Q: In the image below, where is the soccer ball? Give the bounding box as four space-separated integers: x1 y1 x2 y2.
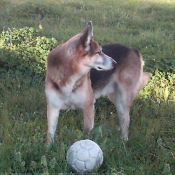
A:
66 139 103 174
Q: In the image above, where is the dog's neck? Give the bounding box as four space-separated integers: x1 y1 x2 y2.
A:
59 70 89 96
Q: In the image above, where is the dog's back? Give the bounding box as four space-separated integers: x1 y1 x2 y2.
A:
91 44 151 99
90 44 151 140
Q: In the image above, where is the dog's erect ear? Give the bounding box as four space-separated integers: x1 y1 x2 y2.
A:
80 21 93 52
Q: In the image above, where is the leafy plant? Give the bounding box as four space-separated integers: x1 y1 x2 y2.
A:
0 27 58 90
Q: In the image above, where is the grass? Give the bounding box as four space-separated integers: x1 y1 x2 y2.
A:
0 0 175 174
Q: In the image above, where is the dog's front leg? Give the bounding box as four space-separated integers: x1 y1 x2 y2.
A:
83 102 95 132
47 105 60 146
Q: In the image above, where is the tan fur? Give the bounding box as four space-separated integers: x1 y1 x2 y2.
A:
45 22 151 146
90 44 151 140
45 22 115 146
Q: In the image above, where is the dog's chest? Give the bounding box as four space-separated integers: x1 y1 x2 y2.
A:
62 91 86 109
46 75 92 110
46 87 87 110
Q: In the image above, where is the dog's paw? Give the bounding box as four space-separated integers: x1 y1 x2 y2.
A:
121 135 128 141
118 126 121 131
46 137 54 148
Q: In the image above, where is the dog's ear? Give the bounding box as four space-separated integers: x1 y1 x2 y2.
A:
80 21 93 52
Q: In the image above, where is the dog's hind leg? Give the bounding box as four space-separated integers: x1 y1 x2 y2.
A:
107 72 151 140
47 105 60 146
108 86 133 140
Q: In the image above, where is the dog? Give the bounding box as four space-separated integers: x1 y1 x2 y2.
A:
90 44 151 140
45 21 116 146
45 21 151 146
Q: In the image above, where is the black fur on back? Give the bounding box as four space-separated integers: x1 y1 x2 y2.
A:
90 44 137 90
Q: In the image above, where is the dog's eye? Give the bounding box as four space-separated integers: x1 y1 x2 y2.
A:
96 50 102 55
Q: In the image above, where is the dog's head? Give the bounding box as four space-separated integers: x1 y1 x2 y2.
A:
63 21 116 73
79 21 116 71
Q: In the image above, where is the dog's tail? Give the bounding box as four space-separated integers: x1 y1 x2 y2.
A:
139 72 152 91
138 54 152 91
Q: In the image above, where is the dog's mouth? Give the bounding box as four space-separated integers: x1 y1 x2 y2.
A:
97 66 103 70
94 57 116 71
96 63 115 71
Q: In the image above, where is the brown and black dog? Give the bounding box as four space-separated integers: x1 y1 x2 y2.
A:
45 21 151 146
91 44 151 140
45 22 116 146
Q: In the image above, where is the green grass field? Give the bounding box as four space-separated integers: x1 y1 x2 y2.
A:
0 0 175 174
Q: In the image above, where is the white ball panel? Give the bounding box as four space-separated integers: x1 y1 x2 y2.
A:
67 150 77 165
98 151 103 165
80 140 94 149
75 159 85 171
76 148 89 161
85 157 97 170
71 164 79 173
89 147 99 158
70 141 82 152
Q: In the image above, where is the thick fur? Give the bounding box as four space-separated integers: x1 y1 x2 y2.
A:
45 22 151 146
91 44 151 140
45 22 116 146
